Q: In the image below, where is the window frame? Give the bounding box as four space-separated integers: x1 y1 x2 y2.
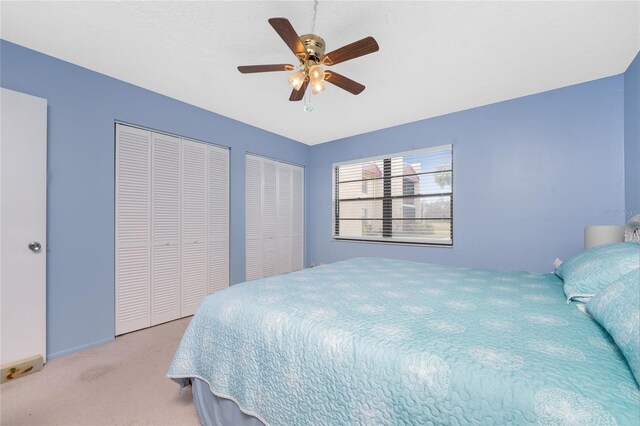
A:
332 144 453 247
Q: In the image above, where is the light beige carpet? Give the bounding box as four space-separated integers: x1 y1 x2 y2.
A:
0 317 199 425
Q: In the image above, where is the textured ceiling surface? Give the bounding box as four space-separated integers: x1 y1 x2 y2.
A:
2 1 639 145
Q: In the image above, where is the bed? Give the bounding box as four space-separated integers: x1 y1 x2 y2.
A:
168 257 640 425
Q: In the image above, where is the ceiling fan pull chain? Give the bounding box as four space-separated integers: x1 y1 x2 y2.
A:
304 90 314 112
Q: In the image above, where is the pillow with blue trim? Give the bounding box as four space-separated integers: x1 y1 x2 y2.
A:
556 242 640 302
586 268 640 386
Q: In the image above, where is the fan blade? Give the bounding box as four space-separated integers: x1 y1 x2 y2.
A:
289 80 309 101
238 64 294 73
268 18 307 59
325 71 365 95
322 36 379 66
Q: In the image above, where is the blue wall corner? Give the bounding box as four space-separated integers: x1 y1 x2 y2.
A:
624 51 640 219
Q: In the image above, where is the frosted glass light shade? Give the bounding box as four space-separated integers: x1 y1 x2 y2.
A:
311 81 325 95
309 65 325 84
288 71 305 91
584 225 625 249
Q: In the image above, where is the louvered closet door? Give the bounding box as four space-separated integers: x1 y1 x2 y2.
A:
116 124 151 335
245 155 263 281
151 132 181 326
207 145 229 293
262 159 278 278
181 140 208 316
245 155 305 280
290 165 304 271
276 163 291 275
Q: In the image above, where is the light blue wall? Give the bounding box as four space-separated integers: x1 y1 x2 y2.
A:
625 52 640 219
0 40 311 358
307 76 626 273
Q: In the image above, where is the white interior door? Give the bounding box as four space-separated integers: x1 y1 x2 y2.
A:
207 145 229 293
291 165 304 271
0 88 47 365
245 155 263 281
245 154 304 280
261 159 278 278
276 163 291 275
181 139 208 316
151 132 181 326
115 124 152 335
116 125 229 334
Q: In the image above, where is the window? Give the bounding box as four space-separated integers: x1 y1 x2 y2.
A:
333 145 452 245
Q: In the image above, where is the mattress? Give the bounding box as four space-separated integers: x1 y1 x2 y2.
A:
168 257 640 425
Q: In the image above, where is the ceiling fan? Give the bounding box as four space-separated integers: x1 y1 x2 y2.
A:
238 17 379 101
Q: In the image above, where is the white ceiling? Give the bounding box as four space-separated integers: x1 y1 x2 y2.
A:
2 1 639 145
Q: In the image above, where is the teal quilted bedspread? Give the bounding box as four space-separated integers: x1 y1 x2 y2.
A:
168 258 640 425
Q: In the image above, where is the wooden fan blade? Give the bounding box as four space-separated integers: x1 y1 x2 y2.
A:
238 64 294 73
268 18 307 59
325 71 365 95
322 36 379 66
289 80 309 101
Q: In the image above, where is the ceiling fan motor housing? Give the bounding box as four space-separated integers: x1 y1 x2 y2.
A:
300 34 326 62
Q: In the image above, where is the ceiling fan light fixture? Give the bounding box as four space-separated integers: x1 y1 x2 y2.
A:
288 71 305 91
309 65 326 84
311 80 326 95
238 17 379 105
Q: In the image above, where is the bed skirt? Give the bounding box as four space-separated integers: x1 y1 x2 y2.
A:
191 378 264 426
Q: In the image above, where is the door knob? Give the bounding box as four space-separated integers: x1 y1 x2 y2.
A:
28 241 42 253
